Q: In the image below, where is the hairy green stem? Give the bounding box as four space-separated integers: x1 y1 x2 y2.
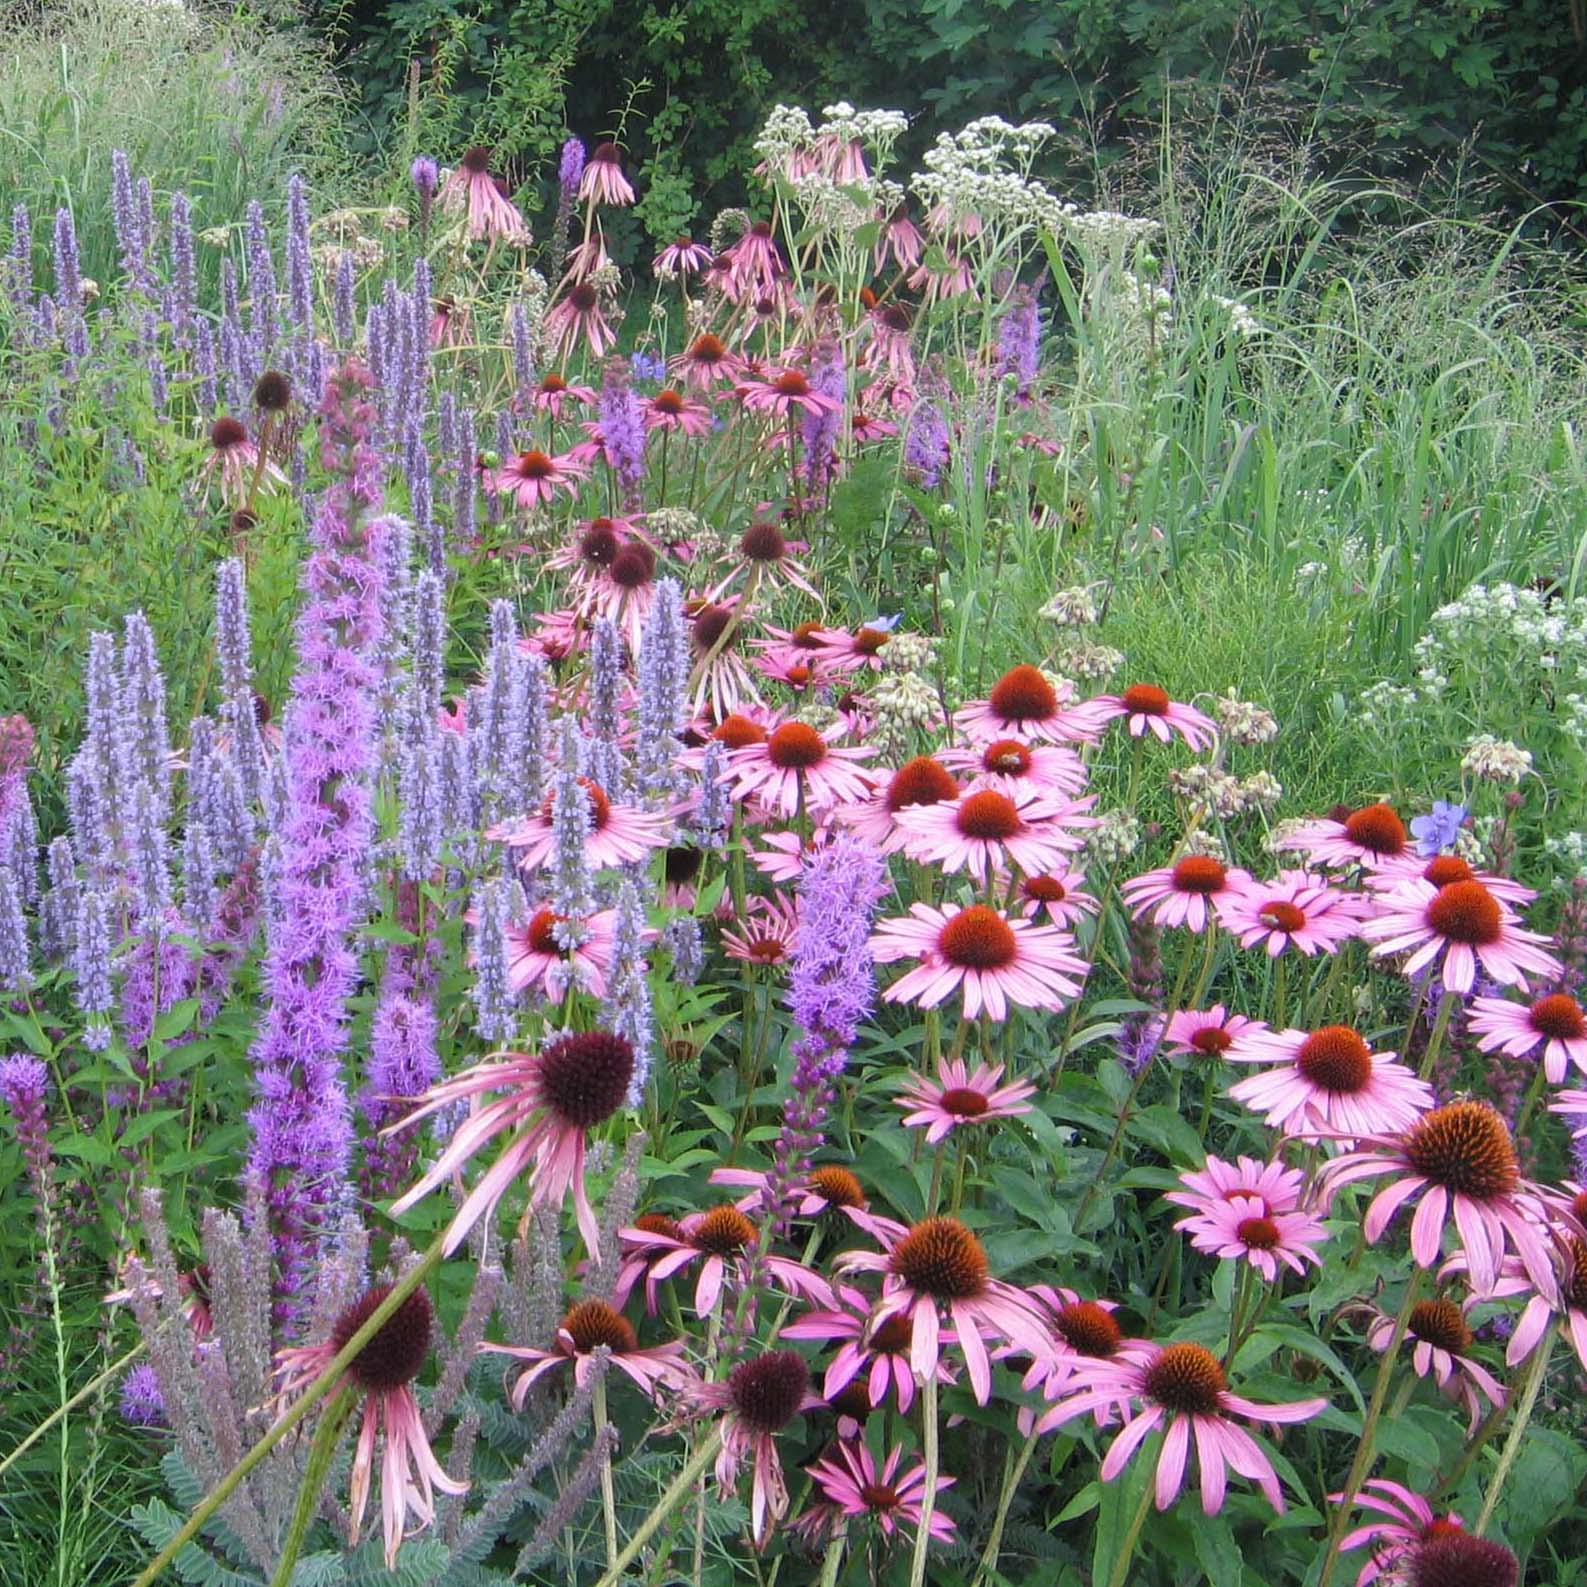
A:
268 1384 355 1587
907 1373 940 1587
593 1426 725 1587
1476 1323 1554 1535
974 1429 1039 1587
1103 1465 1157 1587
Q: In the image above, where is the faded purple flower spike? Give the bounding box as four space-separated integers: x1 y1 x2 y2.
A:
904 398 949 488
801 339 845 488
0 867 29 992
0 1055 52 1227
470 876 515 1045
168 192 196 344
598 359 646 505
7 203 31 315
548 720 593 938
119 1362 167 1428
111 149 149 291
121 611 171 817
359 970 441 1197
634 578 687 807
286 174 313 330
411 155 439 235
997 282 1042 395
601 878 654 1101
40 836 79 963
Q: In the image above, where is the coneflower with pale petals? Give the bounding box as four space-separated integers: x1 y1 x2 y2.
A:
438 147 529 242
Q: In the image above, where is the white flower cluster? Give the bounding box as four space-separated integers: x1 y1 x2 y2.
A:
1062 209 1162 259
1419 583 1587 676
753 106 816 169
1264 817 1312 856
1181 828 1229 859
911 120 1073 235
1210 293 1262 339
1357 680 1420 732
1086 808 1141 866
1213 692 1279 745
1167 765 1283 818
790 175 874 233
882 631 936 673
1039 585 1102 626
1544 830 1587 882
818 102 909 152
1058 641 1124 680
871 672 942 740
1461 734 1533 784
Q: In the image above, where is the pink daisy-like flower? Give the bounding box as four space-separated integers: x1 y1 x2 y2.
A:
671 332 744 391
642 387 713 436
274 1286 467 1568
720 891 801 969
481 1299 693 1406
1067 683 1217 750
940 736 1088 799
955 664 1084 745
438 147 529 242
871 902 1088 1020
652 237 711 278
723 721 875 820
527 371 597 418
502 906 618 998
1163 1154 1310 1217
1225 1024 1433 1139
1364 850 1534 904
708 1162 873 1225
543 281 616 361
1366 1294 1505 1433
1360 877 1562 993
387 1031 633 1257
1468 991 1587 1083
1507 1224 1587 1371
1021 1287 1144 1419
895 1057 1036 1143
489 448 589 510
876 203 926 272
1334 1479 1468 1587
1015 871 1100 929
1173 1191 1326 1282
706 520 820 604
578 142 635 206
1317 1100 1557 1299
1121 855 1252 933
687 1350 820 1548
850 409 901 444
834 1216 1053 1404
1161 1006 1271 1062
688 602 765 718
781 1284 952 1413
806 621 898 675
614 1204 835 1318
739 367 841 420
806 1440 958 1544
1275 802 1412 870
895 785 1094 884
487 779 673 873
1042 1341 1326 1514
201 416 285 507
836 756 961 850
1215 869 1362 957
721 220 785 299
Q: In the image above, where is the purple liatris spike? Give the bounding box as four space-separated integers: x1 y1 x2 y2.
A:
470 877 514 1045
601 879 653 1101
634 578 687 807
588 616 623 744
359 974 441 1197
411 154 439 236
801 339 845 487
904 398 949 488
598 358 646 505
998 282 1041 394
193 319 218 411
559 137 587 192
511 299 536 404
0 1055 52 1221
51 207 81 315
119 1363 167 1428
0 866 29 992
244 358 388 1318
1116 1011 1165 1076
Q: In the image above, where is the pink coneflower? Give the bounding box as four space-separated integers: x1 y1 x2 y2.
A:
438 147 529 241
489 448 589 510
1015 871 1099 929
1365 850 1534 904
1334 1479 1468 1587
1121 856 1252 933
387 1031 634 1256
274 1286 467 1567
807 621 898 674
1216 870 1362 957
200 416 284 506
481 1299 693 1405
688 1350 819 1548
1468 991 1587 1082
427 296 471 349
1365 1294 1504 1433
1163 1154 1310 1217
562 232 610 281
708 1162 873 1225
1360 878 1562 993
578 142 635 206
721 220 784 299
503 906 619 998
708 520 820 603
487 780 672 873
781 1284 952 1412
740 366 842 420
1041 1342 1326 1514
1225 1024 1432 1139
1173 1191 1326 1281
955 664 1082 745
528 371 597 417
872 902 1088 1019
895 785 1093 883
908 250 974 304
1277 802 1412 870
671 332 743 391
1317 1100 1556 1298
940 736 1088 799
688 602 763 717
642 387 713 436
896 1057 1035 1143
1067 683 1217 749
1507 1229 1587 1371
543 281 616 360
720 891 801 968
583 541 662 650
876 204 926 272
806 1440 957 1544
653 237 711 278
614 1204 835 1317
835 1216 1053 1403
850 409 901 444
723 721 875 819
1161 1006 1270 1061
836 757 960 849
863 301 917 384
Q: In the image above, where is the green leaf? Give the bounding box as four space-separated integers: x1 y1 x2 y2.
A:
152 997 202 1043
55 1131 115 1167
118 1109 183 1149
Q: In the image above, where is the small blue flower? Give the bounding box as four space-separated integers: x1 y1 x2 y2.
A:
629 350 667 384
1409 800 1467 858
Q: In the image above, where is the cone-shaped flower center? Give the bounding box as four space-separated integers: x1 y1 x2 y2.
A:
692 604 735 654
1566 1238 1587 1311
956 790 1022 841
1171 856 1228 894
1235 1215 1282 1250
1121 683 1169 716
809 1165 867 1208
665 846 702 886
568 281 599 312
859 1480 902 1509
1143 1341 1227 1416
870 1313 913 1353
1530 993 1585 1040
1408 1297 1471 1354
1055 1301 1122 1356
1343 803 1407 855
982 739 1033 775
653 389 685 414
540 372 569 393
713 713 767 748
332 1285 434 1393
1295 1025 1374 1092
539 777 611 830
580 523 620 565
608 543 656 589
773 371 811 397
210 416 248 450
1423 855 1474 886
591 142 621 164
538 1032 634 1127
561 1299 639 1354
854 626 890 654
1022 875 1068 903
1404 1101 1519 1199
462 146 493 174
740 521 786 561
526 908 567 954
790 621 825 647
939 1086 992 1118
938 906 1017 970
1409 1532 1517 1587
885 756 959 812
688 334 727 364
988 664 1058 722
889 1216 989 1300
1190 1025 1233 1055
766 722 829 769
1257 900 1308 932
515 449 554 479
728 1350 809 1433
1427 880 1502 945
693 1205 756 1255
634 1212 685 1242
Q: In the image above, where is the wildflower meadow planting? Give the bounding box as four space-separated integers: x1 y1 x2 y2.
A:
7 6 1587 1586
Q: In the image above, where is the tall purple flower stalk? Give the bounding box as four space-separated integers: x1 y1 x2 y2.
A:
800 339 845 489
904 398 950 488
0 1056 53 1242
998 283 1042 395
244 358 388 1319
359 960 441 1198
598 359 646 507
552 139 586 274
168 192 196 345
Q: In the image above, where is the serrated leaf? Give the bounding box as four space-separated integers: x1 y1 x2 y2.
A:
152 997 202 1042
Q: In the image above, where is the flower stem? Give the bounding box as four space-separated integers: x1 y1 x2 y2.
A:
1317 1267 1426 1587
131 1238 447 1587
1074 1058 1154 1231
1511 1063 1549 1147
907 1373 940 1587
973 1428 1039 1587
268 1383 356 1587
593 1425 725 1587
1416 987 1456 1081
1476 1322 1554 1535
594 1375 618 1570
1102 1462 1157 1587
